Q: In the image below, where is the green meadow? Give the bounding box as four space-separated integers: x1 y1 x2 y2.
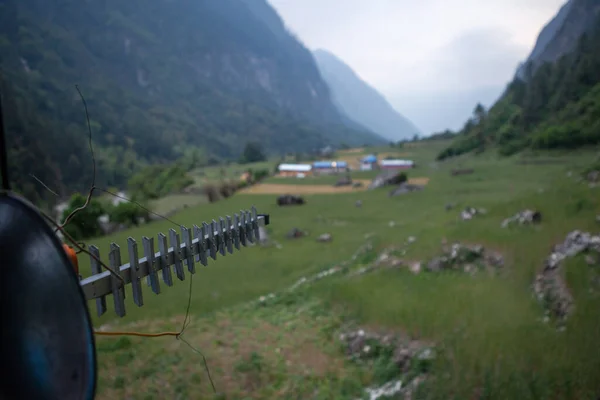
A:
83 141 600 399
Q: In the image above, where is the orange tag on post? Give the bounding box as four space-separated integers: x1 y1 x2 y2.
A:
63 244 79 276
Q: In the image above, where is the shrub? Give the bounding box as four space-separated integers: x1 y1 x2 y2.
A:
253 168 270 182
203 184 221 203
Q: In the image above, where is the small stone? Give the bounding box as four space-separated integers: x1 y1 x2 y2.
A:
585 254 597 266
409 262 421 274
316 233 332 243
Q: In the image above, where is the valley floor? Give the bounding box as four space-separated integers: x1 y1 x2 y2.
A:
87 143 600 399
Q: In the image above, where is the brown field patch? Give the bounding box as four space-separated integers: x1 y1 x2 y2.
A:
408 177 430 186
238 180 371 195
238 177 429 195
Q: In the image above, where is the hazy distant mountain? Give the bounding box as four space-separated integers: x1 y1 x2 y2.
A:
389 85 504 134
313 49 421 141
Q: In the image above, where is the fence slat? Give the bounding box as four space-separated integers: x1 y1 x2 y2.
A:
198 223 208 266
169 229 185 281
226 215 233 254
233 213 240 249
193 224 201 263
88 245 107 317
142 236 161 294
127 237 144 307
209 220 217 260
246 210 254 243
181 226 195 274
252 206 260 241
239 212 247 247
218 218 226 256
109 243 126 317
158 233 173 287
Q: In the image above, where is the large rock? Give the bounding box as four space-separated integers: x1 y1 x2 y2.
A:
368 171 407 190
425 243 503 274
534 230 600 324
277 194 305 206
501 209 542 228
389 183 423 197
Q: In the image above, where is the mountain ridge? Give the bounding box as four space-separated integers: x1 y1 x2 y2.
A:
437 0 600 160
0 0 385 202
312 49 421 142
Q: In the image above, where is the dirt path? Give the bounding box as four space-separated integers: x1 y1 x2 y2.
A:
238 177 430 195
238 180 372 194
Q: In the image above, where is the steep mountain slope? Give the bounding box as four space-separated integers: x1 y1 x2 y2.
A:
0 0 384 202
515 0 575 79
437 0 600 160
313 49 421 142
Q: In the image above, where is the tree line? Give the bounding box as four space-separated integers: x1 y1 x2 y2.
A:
437 15 600 161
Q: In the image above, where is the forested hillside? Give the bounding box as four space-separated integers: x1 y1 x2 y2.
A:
0 0 384 203
437 2 600 160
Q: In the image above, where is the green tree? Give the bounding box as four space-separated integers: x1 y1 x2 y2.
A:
109 201 149 226
240 142 267 164
61 193 106 240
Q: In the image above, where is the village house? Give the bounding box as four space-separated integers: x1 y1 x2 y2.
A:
312 160 348 175
379 159 414 170
360 154 378 171
277 163 313 178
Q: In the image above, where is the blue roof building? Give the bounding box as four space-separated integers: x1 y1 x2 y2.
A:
361 155 378 163
313 161 348 169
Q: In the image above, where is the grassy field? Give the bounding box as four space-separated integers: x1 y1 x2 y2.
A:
81 141 600 399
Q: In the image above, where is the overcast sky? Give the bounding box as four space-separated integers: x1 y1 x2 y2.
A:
268 0 567 133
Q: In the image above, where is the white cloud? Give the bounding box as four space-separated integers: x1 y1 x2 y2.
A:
268 0 567 132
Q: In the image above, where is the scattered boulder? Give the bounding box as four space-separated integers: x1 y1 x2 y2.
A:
534 230 600 324
409 262 422 274
389 183 424 197
316 233 332 243
586 170 599 183
286 228 306 239
352 181 364 188
501 209 542 228
460 207 486 220
368 171 407 190
355 200 363 208
585 254 598 266
277 194 305 206
339 328 432 399
426 243 503 274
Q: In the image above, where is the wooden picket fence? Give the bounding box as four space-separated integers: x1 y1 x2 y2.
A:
79 206 270 317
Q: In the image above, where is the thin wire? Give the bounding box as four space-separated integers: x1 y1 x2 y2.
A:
178 335 217 393
0 82 11 192
30 173 58 196
55 85 97 230
95 188 184 227
28 84 215 393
